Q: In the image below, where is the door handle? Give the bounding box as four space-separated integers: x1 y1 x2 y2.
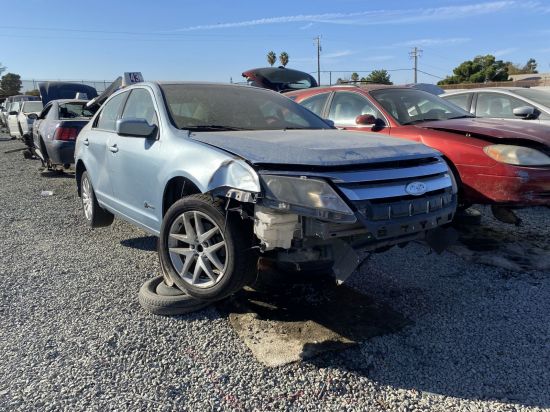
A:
82 138 89 146
109 144 119 153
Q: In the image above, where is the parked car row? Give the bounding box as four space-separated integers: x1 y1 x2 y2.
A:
5 69 549 311
0 95 41 140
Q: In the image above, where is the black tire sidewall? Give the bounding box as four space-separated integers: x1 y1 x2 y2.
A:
81 171 114 228
138 276 209 316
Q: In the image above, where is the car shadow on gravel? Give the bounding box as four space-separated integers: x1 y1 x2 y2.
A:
120 236 157 251
309 315 550 409
39 170 75 179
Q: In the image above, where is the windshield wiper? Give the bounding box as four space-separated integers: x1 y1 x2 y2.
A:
447 115 475 119
185 125 251 131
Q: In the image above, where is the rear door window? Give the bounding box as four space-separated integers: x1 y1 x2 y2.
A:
299 93 330 117
444 93 472 112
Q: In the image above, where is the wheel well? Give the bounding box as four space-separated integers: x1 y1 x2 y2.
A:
75 160 86 197
162 177 201 216
441 156 466 205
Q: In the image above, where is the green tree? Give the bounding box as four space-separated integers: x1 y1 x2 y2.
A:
267 51 277 67
351 72 359 84
438 55 509 85
363 69 392 85
0 72 22 96
279 52 289 67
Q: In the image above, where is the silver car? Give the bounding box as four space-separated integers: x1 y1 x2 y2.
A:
442 87 550 125
75 82 457 301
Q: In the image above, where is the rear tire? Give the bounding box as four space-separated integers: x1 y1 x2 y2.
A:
80 171 114 228
158 194 257 302
138 276 210 316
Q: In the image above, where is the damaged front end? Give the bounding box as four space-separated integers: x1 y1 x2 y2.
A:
219 155 458 284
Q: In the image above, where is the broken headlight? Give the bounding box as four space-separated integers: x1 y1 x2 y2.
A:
484 144 550 166
260 175 356 222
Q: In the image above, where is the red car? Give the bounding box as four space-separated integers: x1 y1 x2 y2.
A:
286 85 550 221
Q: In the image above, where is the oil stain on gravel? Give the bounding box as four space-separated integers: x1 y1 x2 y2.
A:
217 268 409 367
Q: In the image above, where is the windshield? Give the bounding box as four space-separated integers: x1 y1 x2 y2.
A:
22 101 43 113
513 89 550 108
58 102 95 119
370 88 474 125
160 84 332 131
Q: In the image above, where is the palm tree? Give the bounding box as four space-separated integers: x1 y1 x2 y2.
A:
279 52 289 67
267 51 277 67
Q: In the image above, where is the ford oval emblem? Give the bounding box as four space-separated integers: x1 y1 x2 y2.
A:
405 181 427 196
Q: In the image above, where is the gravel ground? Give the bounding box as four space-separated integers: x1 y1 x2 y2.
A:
0 134 549 411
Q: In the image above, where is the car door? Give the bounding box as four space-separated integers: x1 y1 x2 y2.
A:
107 87 163 231
7 101 20 137
326 91 390 134
82 91 129 207
33 103 52 149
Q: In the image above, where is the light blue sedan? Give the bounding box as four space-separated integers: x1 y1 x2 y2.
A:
75 82 456 301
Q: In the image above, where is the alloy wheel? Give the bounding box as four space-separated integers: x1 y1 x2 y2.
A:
81 176 93 221
167 211 228 289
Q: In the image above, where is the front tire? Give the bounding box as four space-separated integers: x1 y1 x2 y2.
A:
81 171 114 228
158 194 257 302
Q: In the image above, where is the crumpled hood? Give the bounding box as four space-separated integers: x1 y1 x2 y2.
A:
417 118 550 146
189 129 438 166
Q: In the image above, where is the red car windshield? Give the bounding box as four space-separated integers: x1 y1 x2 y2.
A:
370 88 474 125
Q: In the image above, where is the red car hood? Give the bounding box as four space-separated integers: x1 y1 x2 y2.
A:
417 118 550 146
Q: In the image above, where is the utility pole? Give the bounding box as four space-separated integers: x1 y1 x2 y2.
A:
314 36 321 85
409 47 423 83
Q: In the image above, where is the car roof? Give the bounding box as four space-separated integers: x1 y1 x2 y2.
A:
444 87 534 95
284 84 412 97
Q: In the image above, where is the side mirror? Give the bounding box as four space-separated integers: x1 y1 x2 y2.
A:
355 114 376 126
513 106 539 120
9 111 18 116
27 113 38 120
116 118 157 138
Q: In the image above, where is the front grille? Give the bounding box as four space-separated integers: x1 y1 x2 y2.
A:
330 156 453 202
327 156 456 238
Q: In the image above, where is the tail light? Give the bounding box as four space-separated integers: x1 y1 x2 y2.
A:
53 127 79 141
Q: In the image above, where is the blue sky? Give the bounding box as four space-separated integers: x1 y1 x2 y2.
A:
1 0 550 88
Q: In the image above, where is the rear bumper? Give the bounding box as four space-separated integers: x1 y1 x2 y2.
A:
46 140 75 165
